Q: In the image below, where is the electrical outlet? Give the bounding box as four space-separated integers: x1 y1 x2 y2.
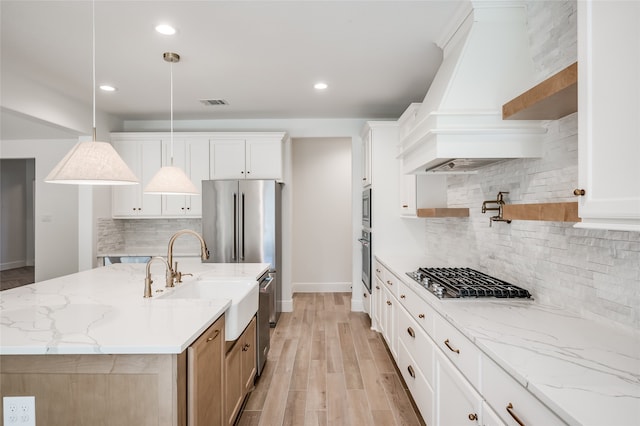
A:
3 396 35 426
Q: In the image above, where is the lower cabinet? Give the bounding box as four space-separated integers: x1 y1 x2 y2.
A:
225 316 257 425
188 315 225 426
437 351 482 426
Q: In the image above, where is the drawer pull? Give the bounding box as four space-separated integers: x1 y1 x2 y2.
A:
407 327 415 338
468 413 478 421
506 403 525 426
418 313 425 319
386 300 392 306
386 280 393 286
400 294 406 299
207 330 220 342
376 286 380 290
407 365 415 378
376 268 381 273
444 339 460 354
363 293 367 298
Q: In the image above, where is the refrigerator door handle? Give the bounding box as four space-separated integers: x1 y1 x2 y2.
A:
241 192 245 260
233 192 238 261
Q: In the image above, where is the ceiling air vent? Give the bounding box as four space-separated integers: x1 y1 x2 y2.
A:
200 99 229 106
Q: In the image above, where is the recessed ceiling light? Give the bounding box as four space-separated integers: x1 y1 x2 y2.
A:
99 85 117 92
314 82 328 90
155 24 176 35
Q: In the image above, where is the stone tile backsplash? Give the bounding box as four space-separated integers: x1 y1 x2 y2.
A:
97 218 203 256
421 1 639 330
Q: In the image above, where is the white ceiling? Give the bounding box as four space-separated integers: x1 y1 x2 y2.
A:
1 0 462 124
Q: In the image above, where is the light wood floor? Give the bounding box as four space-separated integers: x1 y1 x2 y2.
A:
238 292 425 426
0 266 34 291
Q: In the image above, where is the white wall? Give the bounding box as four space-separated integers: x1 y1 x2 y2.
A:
1 139 79 281
291 137 352 292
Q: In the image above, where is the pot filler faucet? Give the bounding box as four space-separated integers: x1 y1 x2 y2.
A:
166 229 210 287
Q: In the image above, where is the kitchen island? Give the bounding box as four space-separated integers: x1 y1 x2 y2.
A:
0 260 269 425
376 254 640 426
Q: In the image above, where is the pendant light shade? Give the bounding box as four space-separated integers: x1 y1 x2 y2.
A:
45 139 138 185
144 52 199 195
46 0 138 186
144 166 199 195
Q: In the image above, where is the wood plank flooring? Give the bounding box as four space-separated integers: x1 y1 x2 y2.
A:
0 266 34 290
238 293 425 426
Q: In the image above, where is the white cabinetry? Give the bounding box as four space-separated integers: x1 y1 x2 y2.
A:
210 135 284 181
482 356 563 426
111 138 162 218
362 127 372 186
437 351 482 426
577 0 640 232
161 138 209 217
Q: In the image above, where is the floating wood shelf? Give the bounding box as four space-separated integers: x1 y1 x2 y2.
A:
502 202 581 222
417 208 470 218
503 62 577 120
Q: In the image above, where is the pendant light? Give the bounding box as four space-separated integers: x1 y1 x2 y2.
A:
144 52 199 195
45 0 138 185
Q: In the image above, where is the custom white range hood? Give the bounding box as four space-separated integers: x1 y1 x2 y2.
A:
399 1 546 174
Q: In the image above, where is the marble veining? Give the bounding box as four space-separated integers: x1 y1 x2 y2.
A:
377 254 640 426
0 261 269 355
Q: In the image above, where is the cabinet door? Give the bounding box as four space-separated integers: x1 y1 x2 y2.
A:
374 276 384 334
245 138 282 180
400 173 416 216
437 353 482 426
225 342 243 426
362 128 372 186
188 316 224 426
577 0 640 231
162 139 209 217
362 289 371 317
382 284 397 360
210 139 246 180
241 317 257 395
112 139 162 217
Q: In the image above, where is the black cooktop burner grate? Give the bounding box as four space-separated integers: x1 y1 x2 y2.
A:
408 267 531 299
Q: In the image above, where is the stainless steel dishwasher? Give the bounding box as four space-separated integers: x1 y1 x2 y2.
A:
256 272 273 376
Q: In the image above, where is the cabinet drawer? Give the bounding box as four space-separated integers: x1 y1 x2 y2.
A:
482 357 565 426
398 279 434 336
397 306 434 385
437 351 482 426
434 313 481 390
374 261 384 281
383 270 400 299
398 339 434 426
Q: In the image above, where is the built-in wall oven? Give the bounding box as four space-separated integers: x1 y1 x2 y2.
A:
358 229 371 294
362 188 371 228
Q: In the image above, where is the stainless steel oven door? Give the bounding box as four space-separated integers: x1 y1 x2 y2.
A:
358 230 371 294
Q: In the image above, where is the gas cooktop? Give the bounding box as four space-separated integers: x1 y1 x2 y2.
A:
406 267 531 299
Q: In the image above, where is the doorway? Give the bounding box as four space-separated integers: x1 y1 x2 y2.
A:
0 158 35 289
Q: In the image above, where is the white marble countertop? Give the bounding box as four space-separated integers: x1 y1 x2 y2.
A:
376 253 640 426
0 261 270 355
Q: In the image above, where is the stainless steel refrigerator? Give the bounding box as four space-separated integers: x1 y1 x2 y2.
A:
201 180 282 327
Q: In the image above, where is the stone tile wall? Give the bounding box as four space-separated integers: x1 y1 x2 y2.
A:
421 1 640 329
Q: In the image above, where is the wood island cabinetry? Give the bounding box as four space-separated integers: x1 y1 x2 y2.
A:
224 316 257 426
0 315 226 426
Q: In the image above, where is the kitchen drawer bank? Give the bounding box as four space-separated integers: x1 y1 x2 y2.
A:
375 255 640 426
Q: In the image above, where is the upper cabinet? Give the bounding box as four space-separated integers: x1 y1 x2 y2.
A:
111 132 287 219
210 134 285 181
111 137 162 218
161 138 210 217
576 1 640 232
362 128 372 187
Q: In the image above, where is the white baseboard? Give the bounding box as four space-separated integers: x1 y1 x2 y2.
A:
0 260 27 271
351 298 364 312
292 282 352 293
279 298 293 313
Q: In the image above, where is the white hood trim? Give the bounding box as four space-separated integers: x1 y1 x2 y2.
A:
399 1 546 174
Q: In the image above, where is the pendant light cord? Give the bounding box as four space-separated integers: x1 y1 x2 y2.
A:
92 0 97 141
170 59 174 166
